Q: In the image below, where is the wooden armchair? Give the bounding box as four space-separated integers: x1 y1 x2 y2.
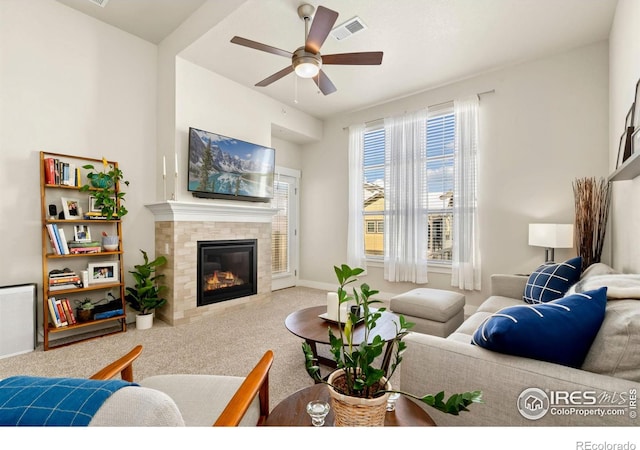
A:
89 345 274 426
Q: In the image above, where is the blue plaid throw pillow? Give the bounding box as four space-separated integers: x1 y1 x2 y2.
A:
523 256 582 304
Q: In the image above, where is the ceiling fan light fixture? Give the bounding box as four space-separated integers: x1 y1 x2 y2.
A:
292 49 322 78
294 60 320 78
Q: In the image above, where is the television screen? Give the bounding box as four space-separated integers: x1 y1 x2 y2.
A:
188 127 275 202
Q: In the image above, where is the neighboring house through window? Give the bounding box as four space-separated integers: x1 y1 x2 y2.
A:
362 105 455 265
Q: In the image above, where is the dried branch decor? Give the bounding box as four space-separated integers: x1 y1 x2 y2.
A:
572 177 611 270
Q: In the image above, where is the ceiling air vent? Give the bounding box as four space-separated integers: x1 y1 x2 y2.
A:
87 0 109 7
330 16 367 41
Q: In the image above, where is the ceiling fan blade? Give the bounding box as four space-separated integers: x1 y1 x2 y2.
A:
231 36 292 58
305 6 339 53
255 66 294 87
313 70 337 95
322 52 384 65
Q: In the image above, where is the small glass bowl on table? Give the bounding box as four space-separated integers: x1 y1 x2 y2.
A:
306 400 330 426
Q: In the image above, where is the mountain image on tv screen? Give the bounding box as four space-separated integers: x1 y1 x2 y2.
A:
188 128 275 200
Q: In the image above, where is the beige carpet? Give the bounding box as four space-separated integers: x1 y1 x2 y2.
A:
0 286 351 409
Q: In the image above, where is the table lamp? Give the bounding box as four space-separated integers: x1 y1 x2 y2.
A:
528 223 574 263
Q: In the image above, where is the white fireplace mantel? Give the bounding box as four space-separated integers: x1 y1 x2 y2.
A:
145 201 278 223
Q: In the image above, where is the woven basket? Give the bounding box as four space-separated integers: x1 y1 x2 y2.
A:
327 369 391 427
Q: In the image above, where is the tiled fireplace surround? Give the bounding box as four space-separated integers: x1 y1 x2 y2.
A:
146 201 276 326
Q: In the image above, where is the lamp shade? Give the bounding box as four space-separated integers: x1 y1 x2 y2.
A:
528 224 574 248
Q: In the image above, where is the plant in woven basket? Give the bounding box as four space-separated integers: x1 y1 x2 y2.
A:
302 264 482 422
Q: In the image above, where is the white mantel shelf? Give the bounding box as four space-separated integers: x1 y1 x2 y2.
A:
145 201 278 223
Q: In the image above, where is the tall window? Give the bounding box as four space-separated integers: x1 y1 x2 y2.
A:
362 107 455 263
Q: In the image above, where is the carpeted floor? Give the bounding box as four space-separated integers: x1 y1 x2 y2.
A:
0 286 357 409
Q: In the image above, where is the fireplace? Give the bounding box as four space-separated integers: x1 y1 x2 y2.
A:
197 239 257 306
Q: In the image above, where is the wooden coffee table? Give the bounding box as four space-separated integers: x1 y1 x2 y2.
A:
285 305 400 373
263 383 436 426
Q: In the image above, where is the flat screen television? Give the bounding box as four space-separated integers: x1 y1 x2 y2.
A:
188 127 275 202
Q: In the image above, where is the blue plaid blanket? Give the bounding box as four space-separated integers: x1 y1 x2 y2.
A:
0 376 137 426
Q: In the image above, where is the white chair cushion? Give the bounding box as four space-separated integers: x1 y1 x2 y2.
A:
139 374 260 426
90 386 185 426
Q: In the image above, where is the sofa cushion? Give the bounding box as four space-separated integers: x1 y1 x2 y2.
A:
476 296 522 314
581 299 640 382
455 311 494 336
523 256 582 304
472 287 607 368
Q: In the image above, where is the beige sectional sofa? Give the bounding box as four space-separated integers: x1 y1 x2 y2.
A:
399 265 640 426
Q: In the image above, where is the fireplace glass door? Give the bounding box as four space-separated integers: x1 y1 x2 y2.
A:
197 239 257 306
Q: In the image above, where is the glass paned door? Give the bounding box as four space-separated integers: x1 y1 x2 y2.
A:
271 170 299 290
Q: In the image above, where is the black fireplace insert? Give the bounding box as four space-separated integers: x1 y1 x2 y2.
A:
197 239 257 306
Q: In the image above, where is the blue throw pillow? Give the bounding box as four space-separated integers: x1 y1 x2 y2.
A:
471 287 607 368
523 256 582 304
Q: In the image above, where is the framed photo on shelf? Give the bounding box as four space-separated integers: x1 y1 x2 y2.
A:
88 195 115 217
73 224 92 242
87 262 119 284
626 104 634 130
617 130 634 169
633 129 640 157
88 196 101 213
61 197 81 220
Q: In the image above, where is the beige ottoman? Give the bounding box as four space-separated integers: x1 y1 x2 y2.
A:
389 288 465 337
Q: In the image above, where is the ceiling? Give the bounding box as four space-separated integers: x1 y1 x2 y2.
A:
56 0 618 121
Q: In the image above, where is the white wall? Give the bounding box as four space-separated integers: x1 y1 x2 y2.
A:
0 0 157 328
609 0 640 273
299 42 609 307
272 137 303 171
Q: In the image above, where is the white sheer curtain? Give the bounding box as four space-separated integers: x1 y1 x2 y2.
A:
383 109 429 283
451 96 481 290
347 124 367 269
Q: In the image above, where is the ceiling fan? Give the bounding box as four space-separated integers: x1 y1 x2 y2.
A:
230 4 383 95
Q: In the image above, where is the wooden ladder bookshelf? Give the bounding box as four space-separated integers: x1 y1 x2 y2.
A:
39 151 127 350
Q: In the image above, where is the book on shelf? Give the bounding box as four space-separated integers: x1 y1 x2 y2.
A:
54 159 60 184
48 270 80 286
47 297 59 327
49 283 81 291
58 228 70 254
68 240 101 248
69 247 101 254
61 298 76 325
61 163 76 186
49 270 78 277
46 224 61 255
54 299 68 327
49 277 81 285
49 274 81 284
47 297 67 327
51 224 65 255
44 158 56 185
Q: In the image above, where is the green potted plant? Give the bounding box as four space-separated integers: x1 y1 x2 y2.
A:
79 157 129 220
75 298 95 322
302 264 482 426
125 249 168 330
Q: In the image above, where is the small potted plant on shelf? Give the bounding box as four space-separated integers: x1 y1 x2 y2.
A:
125 249 168 330
79 157 129 220
75 298 95 322
302 264 483 426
